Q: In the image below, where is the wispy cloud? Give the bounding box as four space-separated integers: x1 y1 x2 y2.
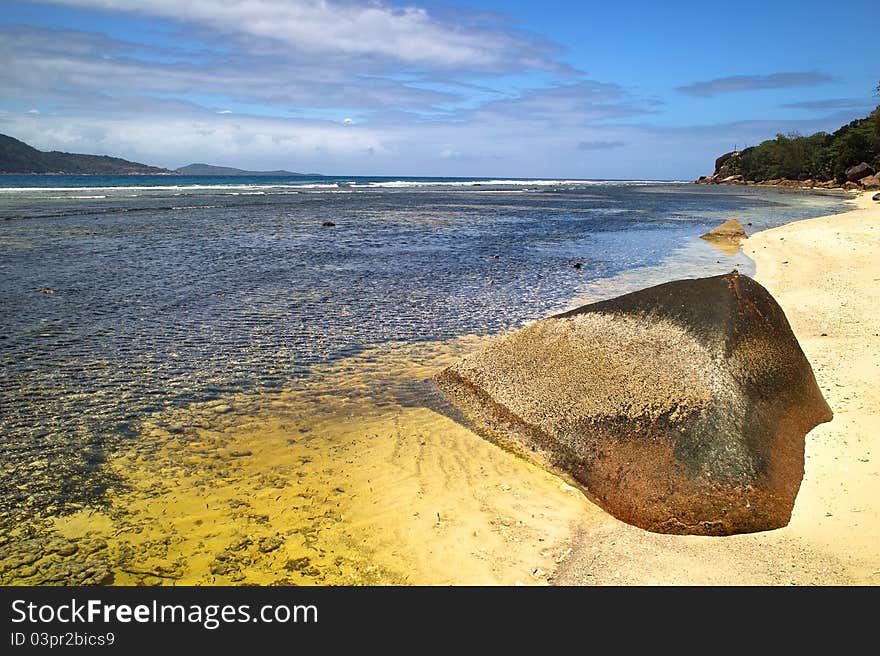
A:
577 140 625 150
0 25 458 113
44 0 565 72
472 82 655 125
782 97 876 110
677 72 833 97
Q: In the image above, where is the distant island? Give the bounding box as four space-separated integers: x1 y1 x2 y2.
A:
0 133 171 175
698 104 879 190
175 163 314 176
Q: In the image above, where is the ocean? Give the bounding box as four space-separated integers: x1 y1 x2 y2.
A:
0 176 850 584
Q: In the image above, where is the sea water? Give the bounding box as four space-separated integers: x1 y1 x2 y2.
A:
0 177 849 583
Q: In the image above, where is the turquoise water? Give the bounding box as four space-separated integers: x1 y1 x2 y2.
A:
0 177 849 527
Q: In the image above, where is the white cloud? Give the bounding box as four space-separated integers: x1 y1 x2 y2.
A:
0 26 454 111
45 0 558 70
0 108 388 171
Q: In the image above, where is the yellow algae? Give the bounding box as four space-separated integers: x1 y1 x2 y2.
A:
51 509 115 538
2 335 600 586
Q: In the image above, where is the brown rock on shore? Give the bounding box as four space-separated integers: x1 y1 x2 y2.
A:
436 272 832 536
846 162 875 183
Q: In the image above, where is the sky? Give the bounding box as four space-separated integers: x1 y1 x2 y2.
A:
0 0 877 179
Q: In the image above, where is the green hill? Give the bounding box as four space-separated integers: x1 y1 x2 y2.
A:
0 134 171 174
710 106 880 184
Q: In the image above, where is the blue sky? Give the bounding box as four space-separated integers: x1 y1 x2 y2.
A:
0 0 876 178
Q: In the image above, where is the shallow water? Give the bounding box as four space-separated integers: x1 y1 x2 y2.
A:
0 179 850 584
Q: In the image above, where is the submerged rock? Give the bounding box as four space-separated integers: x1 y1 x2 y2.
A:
699 219 748 256
701 218 747 242
436 272 832 536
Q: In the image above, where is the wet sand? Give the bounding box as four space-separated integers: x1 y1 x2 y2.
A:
556 191 880 585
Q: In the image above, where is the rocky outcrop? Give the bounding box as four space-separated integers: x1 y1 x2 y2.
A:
694 175 842 189
714 151 740 176
846 162 875 183
860 173 880 190
436 272 832 536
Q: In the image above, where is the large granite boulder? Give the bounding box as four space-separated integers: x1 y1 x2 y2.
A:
436 272 832 536
846 162 875 183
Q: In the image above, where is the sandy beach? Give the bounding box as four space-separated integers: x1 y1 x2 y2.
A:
555 191 880 585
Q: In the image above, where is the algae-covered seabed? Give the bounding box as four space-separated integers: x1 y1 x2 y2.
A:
1 336 596 586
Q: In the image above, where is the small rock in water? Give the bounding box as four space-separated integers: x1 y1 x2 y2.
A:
322 221 336 227
573 262 583 270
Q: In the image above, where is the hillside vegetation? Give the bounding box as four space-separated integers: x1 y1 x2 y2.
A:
717 106 880 182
